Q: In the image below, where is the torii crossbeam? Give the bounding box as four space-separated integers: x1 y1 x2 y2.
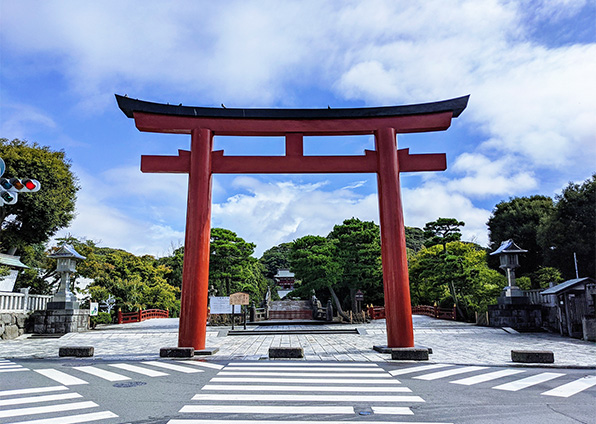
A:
116 94 469 351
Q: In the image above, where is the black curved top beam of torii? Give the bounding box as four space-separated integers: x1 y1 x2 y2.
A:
116 94 469 120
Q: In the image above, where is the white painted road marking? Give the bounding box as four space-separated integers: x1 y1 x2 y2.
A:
390 364 453 376
372 406 415 415
191 393 425 403
226 362 380 367
224 366 386 372
143 361 203 373
414 366 489 381
0 392 82 407
0 385 68 397
0 400 98 419
217 371 392 378
180 404 355 414
211 377 403 384
186 361 225 370
541 375 596 398
8 410 119 424
201 384 411 392
450 369 526 386
108 363 168 377
168 420 452 424
73 366 131 382
34 368 89 385
492 372 565 391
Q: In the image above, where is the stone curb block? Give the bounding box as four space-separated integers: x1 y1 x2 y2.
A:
59 346 94 357
269 346 304 359
391 348 429 361
160 347 195 358
195 347 219 356
511 350 554 363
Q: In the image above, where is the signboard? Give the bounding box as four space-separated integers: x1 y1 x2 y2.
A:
89 302 99 316
230 292 249 305
209 296 240 314
355 290 364 301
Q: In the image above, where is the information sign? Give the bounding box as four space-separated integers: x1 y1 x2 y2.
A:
209 296 240 314
229 292 249 305
89 302 99 316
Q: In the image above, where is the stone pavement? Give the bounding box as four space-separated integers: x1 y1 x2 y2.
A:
1 315 595 367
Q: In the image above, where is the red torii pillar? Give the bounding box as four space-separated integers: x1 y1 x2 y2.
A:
116 94 469 350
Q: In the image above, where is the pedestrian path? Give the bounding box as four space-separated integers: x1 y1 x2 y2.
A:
0 383 117 424
169 361 451 424
389 363 596 398
0 359 28 373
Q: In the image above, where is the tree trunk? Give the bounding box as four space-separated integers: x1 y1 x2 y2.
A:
328 286 350 321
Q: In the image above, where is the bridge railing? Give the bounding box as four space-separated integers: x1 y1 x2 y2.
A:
412 304 457 320
117 308 169 324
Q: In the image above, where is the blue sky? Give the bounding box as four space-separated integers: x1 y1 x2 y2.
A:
1 0 594 257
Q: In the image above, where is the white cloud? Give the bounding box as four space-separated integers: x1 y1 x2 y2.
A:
0 104 57 139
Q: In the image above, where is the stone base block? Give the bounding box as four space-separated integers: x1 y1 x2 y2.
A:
391 348 429 361
373 345 433 354
160 347 195 358
59 346 94 357
511 350 554 363
269 347 304 359
195 348 219 356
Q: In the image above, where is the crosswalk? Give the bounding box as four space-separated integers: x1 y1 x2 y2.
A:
0 383 118 424
390 363 596 398
170 362 451 424
0 358 223 424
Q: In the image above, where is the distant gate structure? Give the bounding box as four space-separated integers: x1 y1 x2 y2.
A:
116 94 469 351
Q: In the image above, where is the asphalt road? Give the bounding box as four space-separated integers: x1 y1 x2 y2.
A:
1 357 595 424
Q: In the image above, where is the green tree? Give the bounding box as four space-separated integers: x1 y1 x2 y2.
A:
405 226 426 252
409 241 505 321
209 228 267 301
487 195 554 281
327 218 383 310
0 139 79 254
259 242 293 280
289 235 349 320
538 175 595 279
157 246 184 289
423 218 465 249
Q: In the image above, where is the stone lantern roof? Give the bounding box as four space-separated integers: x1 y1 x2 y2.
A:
490 239 527 256
48 245 86 260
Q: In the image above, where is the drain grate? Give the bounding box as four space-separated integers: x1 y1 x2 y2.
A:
113 381 147 388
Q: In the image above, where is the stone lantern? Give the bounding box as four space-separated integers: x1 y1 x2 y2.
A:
490 239 527 301
46 245 86 310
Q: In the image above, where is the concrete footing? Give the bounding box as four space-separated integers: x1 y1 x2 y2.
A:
195 347 219 356
160 347 195 358
373 345 433 355
59 346 94 357
269 347 304 359
391 348 429 361
511 350 554 363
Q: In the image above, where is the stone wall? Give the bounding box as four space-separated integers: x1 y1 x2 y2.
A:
30 309 89 334
0 312 27 340
487 303 543 330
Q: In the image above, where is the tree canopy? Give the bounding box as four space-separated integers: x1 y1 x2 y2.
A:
423 218 465 249
0 139 79 254
538 174 595 279
487 195 554 280
259 242 293 280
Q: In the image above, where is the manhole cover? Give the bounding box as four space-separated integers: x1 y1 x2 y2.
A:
113 381 147 388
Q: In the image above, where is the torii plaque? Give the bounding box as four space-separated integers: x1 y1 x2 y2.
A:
116 94 469 351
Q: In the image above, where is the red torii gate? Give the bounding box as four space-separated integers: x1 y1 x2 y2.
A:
116 94 469 351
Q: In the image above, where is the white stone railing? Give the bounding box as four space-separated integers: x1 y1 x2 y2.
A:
0 289 52 312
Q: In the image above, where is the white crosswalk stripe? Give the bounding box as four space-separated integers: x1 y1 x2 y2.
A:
450 369 526 385
0 385 68 397
108 363 168 377
492 372 565 391
0 392 82 407
413 366 489 380
170 362 452 424
0 360 29 373
7 410 119 424
389 363 453 376
34 368 89 385
142 361 204 373
0 400 99 419
72 366 131 382
168 421 451 424
393 364 595 398
541 375 596 398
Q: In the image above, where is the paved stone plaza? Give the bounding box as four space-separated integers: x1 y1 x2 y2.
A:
1 315 595 367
